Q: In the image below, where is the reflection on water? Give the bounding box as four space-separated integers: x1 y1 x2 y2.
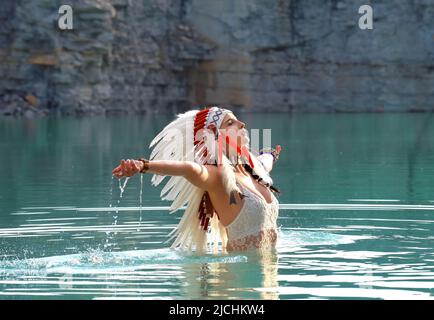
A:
4 217 434 300
0 235 279 299
183 249 280 300
1 113 434 299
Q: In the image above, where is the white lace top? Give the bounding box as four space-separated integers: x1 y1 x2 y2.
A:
225 183 279 251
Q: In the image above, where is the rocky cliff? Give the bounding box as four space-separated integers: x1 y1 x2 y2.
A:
1 0 433 115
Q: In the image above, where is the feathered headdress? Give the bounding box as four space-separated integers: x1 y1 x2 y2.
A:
149 106 273 253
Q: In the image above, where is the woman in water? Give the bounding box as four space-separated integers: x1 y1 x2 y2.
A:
112 106 281 253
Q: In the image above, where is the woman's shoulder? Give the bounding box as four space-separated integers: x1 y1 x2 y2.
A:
203 164 236 194
202 163 222 181
203 164 218 173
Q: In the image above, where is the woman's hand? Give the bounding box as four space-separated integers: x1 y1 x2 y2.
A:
112 159 144 179
259 145 282 163
274 145 282 161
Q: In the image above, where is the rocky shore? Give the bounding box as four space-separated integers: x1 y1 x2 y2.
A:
1 0 433 116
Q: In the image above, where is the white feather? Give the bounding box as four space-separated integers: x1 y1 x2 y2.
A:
149 108 234 253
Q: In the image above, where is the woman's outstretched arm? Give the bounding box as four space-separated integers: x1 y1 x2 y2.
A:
112 159 218 190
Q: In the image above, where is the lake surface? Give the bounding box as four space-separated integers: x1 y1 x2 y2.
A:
1 112 434 300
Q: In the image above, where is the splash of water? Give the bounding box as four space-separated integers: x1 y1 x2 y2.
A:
114 177 130 225
104 176 130 251
105 176 115 249
109 175 113 208
0 248 249 277
137 174 143 232
118 177 130 199
105 177 116 250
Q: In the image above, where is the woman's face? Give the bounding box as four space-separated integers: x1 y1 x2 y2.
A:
219 112 249 149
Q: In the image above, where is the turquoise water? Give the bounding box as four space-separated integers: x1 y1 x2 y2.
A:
1 113 434 299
